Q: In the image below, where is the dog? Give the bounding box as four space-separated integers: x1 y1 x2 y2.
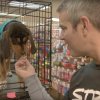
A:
0 19 36 89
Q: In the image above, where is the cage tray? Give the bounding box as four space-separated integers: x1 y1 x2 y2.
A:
0 71 30 100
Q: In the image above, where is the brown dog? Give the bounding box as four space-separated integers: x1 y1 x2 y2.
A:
0 20 36 89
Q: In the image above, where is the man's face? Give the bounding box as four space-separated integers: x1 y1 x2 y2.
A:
59 10 86 57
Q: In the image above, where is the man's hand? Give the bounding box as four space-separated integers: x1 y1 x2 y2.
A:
15 56 35 79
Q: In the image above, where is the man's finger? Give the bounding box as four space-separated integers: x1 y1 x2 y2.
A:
18 56 27 61
15 60 26 67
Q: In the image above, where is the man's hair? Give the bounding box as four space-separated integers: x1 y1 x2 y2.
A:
57 0 100 30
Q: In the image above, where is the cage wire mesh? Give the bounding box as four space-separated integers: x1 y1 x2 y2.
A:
0 0 52 99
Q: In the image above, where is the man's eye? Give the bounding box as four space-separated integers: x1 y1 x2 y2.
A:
62 28 66 31
62 27 66 30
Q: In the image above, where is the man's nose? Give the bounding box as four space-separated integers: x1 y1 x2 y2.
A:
59 32 65 40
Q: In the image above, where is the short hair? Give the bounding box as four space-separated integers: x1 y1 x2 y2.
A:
57 0 100 30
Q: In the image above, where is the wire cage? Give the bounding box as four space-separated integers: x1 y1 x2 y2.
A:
0 0 52 99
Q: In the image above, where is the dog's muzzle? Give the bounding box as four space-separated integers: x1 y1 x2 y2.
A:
20 51 26 55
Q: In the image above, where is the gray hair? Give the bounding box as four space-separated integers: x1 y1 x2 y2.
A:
57 0 100 30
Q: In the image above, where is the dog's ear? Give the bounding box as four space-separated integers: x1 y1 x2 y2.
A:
1 30 10 59
27 29 36 54
0 40 2 55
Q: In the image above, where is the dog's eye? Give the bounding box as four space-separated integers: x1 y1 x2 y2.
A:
23 37 26 42
17 38 20 43
12 38 18 45
23 37 28 44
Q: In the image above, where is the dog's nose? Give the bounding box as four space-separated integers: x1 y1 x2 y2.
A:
21 51 26 55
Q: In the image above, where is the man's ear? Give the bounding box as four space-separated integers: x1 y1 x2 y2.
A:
80 16 89 37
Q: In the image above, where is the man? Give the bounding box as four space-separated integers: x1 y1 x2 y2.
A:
15 0 100 100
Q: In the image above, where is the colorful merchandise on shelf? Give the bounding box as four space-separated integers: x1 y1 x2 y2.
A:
57 66 60 77
53 62 61 66
52 27 61 38
69 70 76 81
64 69 69 80
59 81 63 93
67 49 70 56
90 57 93 63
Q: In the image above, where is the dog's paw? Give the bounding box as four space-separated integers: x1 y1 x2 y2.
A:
7 72 12 77
0 80 7 90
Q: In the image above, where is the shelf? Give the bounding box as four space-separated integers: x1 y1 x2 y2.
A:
40 77 52 82
52 38 60 40
51 76 70 83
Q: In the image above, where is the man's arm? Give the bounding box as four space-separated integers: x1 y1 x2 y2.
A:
23 74 53 100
